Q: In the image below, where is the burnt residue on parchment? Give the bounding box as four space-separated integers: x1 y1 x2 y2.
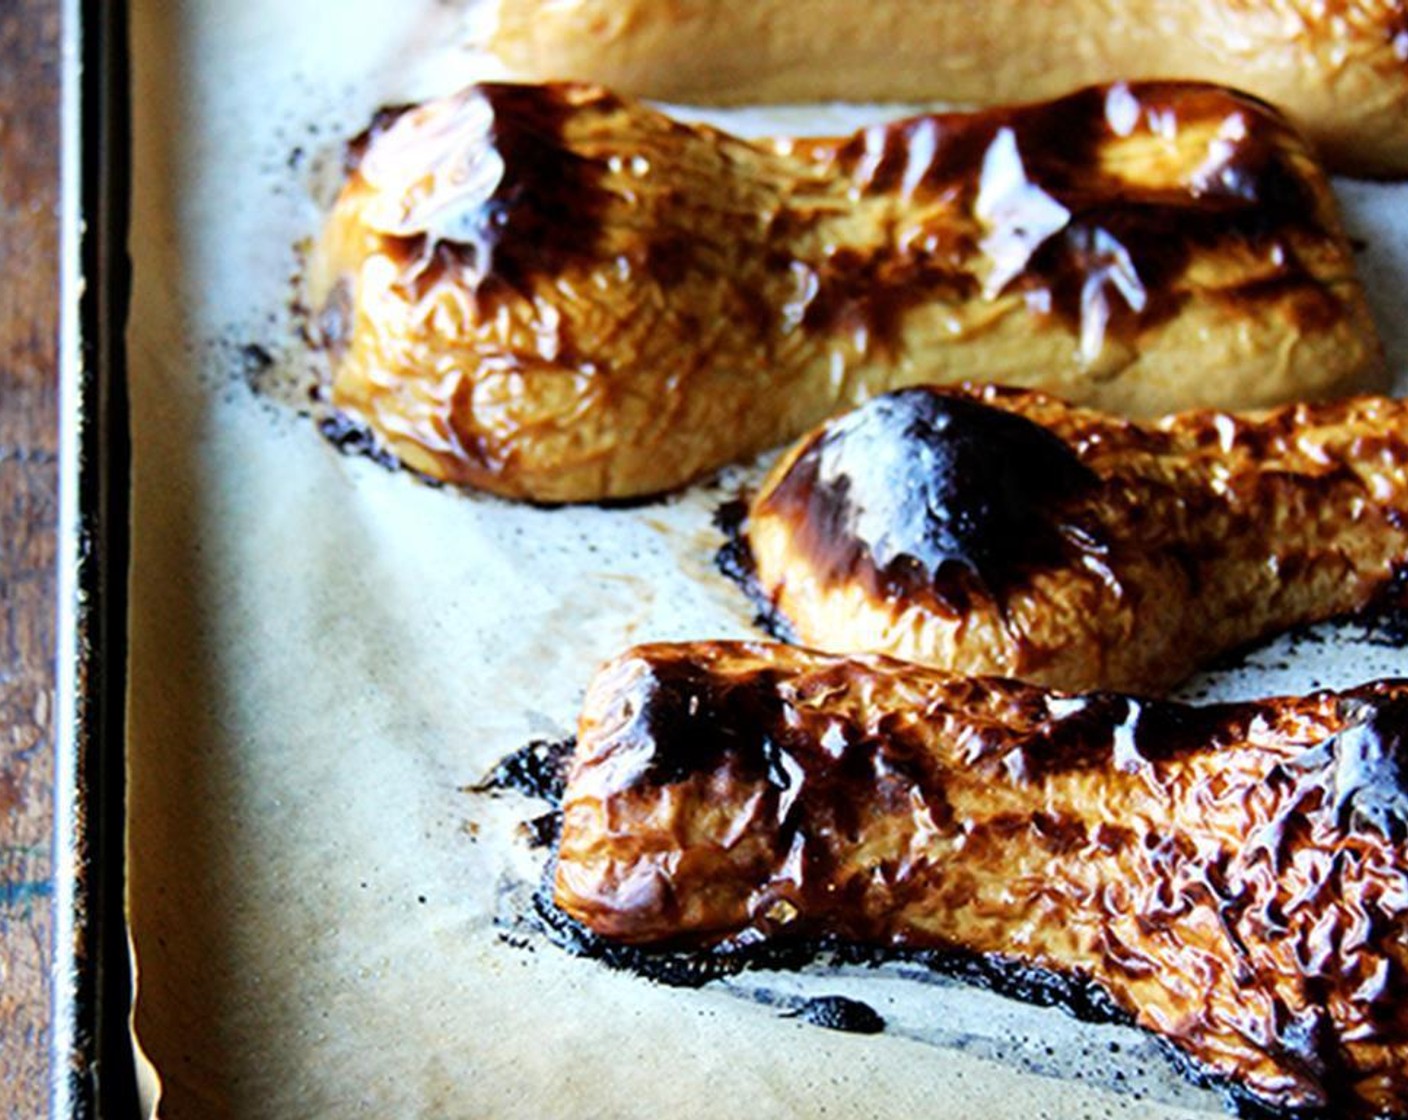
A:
712 496 799 643
527 882 1124 1018
473 738 576 849
524 885 1291 1117
474 737 575 804
1348 565 1408 648
781 994 887 1034
315 411 405 475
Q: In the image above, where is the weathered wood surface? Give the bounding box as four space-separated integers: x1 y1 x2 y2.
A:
0 0 63 1115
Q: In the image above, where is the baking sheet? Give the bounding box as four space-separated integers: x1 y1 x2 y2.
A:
53 1 140 1115
124 2 1408 1117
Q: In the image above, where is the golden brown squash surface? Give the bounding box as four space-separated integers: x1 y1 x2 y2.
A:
490 0 1408 177
310 81 1382 502
742 386 1408 694
555 641 1408 1117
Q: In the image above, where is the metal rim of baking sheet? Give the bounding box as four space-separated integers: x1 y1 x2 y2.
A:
52 0 140 1115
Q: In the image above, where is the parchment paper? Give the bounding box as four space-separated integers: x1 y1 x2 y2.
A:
124 2 1408 1116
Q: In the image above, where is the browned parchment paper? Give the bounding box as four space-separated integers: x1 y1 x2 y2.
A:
124 2 1408 1116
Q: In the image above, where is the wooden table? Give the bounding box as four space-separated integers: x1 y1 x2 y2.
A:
0 0 62 1115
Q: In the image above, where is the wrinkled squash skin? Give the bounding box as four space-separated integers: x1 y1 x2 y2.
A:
311 81 1382 502
492 0 1408 177
557 641 1408 1118
743 385 1408 693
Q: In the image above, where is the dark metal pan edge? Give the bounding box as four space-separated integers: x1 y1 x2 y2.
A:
52 0 137 1115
